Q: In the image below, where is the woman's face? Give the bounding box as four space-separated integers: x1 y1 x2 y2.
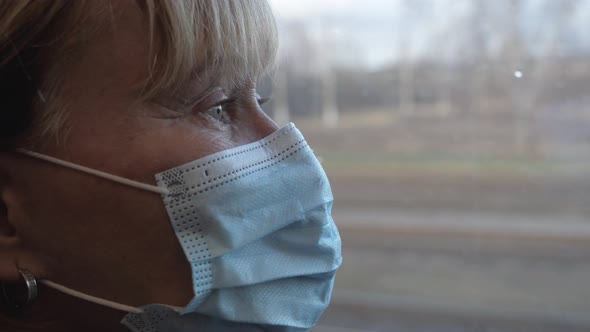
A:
0 0 277 328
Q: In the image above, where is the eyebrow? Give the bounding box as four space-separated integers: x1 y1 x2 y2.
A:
157 81 222 111
177 88 219 107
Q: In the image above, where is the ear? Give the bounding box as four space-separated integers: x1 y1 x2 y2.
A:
0 198 15 237
0 162 50 283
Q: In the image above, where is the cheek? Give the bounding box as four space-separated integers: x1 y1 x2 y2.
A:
121 119 238 176
15 161 192 305
18 163 167 261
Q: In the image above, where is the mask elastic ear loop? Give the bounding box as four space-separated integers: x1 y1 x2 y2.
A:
17 150 170 195
40 280 144 314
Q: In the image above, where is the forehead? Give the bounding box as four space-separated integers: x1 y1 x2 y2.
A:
61 1 154 101
56 0 277 107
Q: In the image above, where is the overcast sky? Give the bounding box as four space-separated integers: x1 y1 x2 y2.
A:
269 0 590 69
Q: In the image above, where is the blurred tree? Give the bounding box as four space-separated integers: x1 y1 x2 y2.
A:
397 0 429 116
319 19 339 128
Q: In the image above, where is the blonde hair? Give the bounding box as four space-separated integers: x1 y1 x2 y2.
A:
0 0 278 147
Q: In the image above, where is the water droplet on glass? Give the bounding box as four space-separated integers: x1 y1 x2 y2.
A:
514 70 523 78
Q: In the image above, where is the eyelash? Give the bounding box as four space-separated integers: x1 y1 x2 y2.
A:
205 96 271 120
257 97 271 106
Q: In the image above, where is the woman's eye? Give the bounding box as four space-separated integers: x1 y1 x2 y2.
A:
206 104 225 121
257 97 271 106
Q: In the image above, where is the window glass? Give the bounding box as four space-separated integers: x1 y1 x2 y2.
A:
267 1 590 331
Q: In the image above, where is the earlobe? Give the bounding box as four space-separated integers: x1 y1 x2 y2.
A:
0 189 26 283
0 241 50 286
0 185 50 284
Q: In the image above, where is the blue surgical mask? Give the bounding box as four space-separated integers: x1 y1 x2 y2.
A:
20 123 342 332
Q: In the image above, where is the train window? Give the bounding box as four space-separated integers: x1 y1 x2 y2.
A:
267 1 590 331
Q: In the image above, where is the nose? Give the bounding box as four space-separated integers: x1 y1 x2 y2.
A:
251 104 279 138
233 100 279 145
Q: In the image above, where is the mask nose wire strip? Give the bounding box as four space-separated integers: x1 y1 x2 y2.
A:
16 150 169 195
40 280 144 314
